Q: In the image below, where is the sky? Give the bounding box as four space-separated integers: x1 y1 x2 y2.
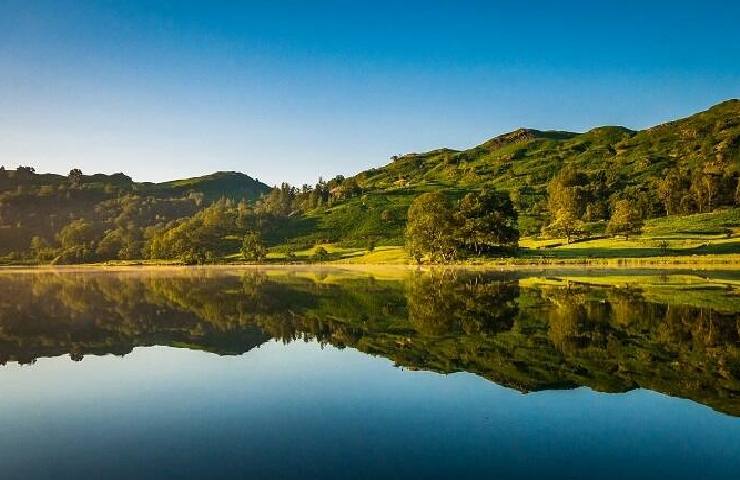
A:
1 1 738 186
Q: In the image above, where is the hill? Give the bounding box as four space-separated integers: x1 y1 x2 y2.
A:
150 171 270 203
269 99 739 248
0 169 269 260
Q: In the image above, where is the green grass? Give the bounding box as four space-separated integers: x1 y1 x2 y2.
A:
643 207 740 236
257 208 740 265
196 208 740 266
516 209 740 260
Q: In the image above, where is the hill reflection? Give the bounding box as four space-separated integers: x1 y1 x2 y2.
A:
0 269 738 415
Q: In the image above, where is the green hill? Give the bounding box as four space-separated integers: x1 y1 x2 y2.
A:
0 169 269 260
355 99 738 191
270 99 739 248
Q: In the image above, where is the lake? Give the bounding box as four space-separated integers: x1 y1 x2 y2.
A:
0 267 738 479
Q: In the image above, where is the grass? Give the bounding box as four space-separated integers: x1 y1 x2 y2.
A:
256 209 740 266
337 246 411 264
187 208 740 267
643 207 740 236
519 236 740 259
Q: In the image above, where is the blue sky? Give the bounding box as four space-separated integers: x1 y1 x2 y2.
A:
1 1 738 185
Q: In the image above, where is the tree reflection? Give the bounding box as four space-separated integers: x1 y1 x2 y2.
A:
407 271 518 336
0 271 737 416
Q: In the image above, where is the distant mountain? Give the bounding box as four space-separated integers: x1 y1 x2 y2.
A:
0 169 270 201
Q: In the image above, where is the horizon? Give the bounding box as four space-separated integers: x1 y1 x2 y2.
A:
1 96 738 186
2 1 739 185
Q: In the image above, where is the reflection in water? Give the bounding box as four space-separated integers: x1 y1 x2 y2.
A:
0 269 738 416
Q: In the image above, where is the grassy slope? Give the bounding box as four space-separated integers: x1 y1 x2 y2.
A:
258 207 740 265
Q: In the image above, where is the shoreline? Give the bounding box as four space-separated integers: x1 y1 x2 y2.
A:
2 253 740 273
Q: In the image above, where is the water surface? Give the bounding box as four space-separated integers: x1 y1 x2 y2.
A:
0 268 738 479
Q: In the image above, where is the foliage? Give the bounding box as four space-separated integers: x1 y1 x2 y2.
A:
454 190 519 254
541 208 585 243
405 192 457 262
607 200 644 239
311 246 329 261
241 231 267 262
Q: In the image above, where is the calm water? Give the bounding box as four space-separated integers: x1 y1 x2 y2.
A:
0 268 738 479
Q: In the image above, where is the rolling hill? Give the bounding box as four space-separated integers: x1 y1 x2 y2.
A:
271 99 739 248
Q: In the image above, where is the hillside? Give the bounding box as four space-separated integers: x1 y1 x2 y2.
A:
0 169 269 260
356 99 738 191
271 99 739 248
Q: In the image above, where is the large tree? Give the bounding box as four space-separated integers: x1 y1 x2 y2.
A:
56 219 96 250
546 165 589 218
454 190 519 254
405 192 456 263
542 208 584 244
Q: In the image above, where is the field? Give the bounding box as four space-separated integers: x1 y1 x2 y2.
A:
220 207 740 266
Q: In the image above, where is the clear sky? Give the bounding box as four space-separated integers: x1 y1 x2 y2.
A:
1 0 738 186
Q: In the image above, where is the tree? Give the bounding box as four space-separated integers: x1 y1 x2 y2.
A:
56 219 95 249
546 165 588 218
311 246 329 261
542 208 584 244
52 219 97 264
241 231 267 262
454 190 519 254
96 228 125 260
257 183 297 215
405 192 456 263
543 165 590 240
607 200 643 239
30 236 53 261
16 165 35 180
68 168 83 187
657 168 691 215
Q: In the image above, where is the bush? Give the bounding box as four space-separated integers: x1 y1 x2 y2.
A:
311 246 329 261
